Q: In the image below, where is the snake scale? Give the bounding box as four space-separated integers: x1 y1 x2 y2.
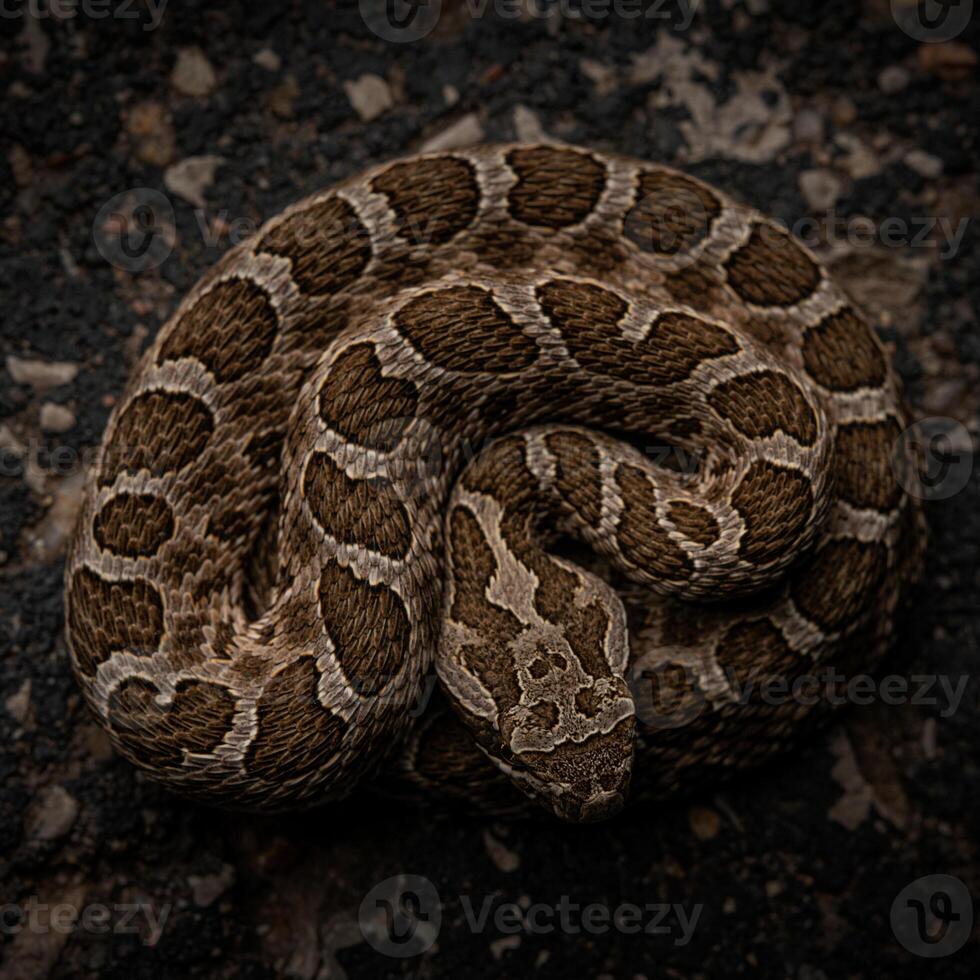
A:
65 144 926 822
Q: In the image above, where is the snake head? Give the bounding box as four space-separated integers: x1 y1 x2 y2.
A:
500 627 636 822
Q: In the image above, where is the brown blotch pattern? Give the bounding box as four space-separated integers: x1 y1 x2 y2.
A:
615 464 693 581
664 260 722 309
528 700 561 732
319 561 410 696
258 195 371 296
448 506 525 713
244 657 348 778
792 539 889 632
563 599 615 683
709 370 818 445
626 170 722 255
631 660 702 735
668 501 720 547
108 677 236 769
714 619 798 704
93 493 175 558
100 391 214 487
449 506 524 641
640 312 740 381
68 569 164 676
834 418 904 512
318 343 419 451
802 307 887 391
394 286 538 373
506 146 606 228
371 156 480 245
538 279 737 384
304 452 412 560
725 223 822 306
157 278 278 383
244 426 285 474
731 461 814 565
545 430 603 528
206 505 255 543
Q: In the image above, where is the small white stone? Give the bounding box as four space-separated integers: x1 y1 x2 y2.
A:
187 864 235 907
420 113 484 153
879 65 910 94
5 679 31 724
344 73 393 122
6 355 78 389
39 402 75 433
164 155 225 208
793 108 824 144
799 168 844 211
513 104 546 143
580 57 617 95
904 149 944 179
252 48 281 72
483 829 520 872
171 46 218 98
30 786 80 841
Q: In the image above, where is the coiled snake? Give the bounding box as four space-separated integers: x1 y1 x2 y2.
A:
66 144 925 821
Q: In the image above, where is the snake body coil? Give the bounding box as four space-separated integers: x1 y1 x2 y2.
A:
66 144 925 821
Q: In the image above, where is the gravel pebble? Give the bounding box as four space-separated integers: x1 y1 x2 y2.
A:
793 108 824 144
125 101 177 167
252 48 281 72
164 155 225 208
689 805 722 840
39 402 75 433
171 46 218 98
344 73 394 122
29 786 80 842
6 355 78 389
800 168 844 210
904 149 944 179
420 113 485 152
878 65 910 94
